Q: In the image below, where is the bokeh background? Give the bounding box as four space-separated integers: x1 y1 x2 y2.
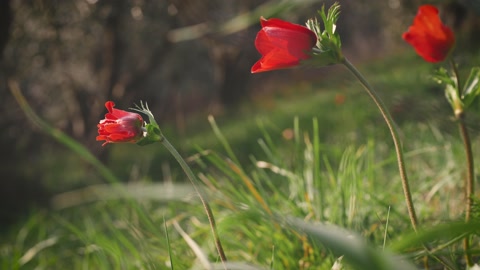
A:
1 0 480 230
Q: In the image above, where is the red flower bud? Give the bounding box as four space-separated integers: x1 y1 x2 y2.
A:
251 17 317 73
402 5 455 63
96 101 144 146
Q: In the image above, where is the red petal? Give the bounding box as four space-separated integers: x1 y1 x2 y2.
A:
402 5 455 63
252 17 316 73
260 18 317 42
97 101 144 146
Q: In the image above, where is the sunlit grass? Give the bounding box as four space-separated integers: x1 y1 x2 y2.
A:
3 53 480 269
4 118 478 269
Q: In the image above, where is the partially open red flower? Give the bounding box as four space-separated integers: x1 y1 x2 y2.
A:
97 101 144 146
402 5 455 63
251 17 317 73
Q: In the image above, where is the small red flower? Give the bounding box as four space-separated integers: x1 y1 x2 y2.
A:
251 17 317 73
96 101 144 146
402 5 455 63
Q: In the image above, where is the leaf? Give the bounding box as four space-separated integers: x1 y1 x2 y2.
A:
445 83 463 114
469 264 480 270
305 2 343 67
390 221 480 252
432 67 463 113
462 67 480 109
19 237 59 265
432 67 456 87
286 217 418 270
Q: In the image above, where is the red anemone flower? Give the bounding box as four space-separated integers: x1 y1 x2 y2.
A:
402 5 455 63
251 17 317 73
97 101 144 146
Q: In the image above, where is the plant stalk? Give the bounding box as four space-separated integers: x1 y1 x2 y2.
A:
341 57 419 232
450 59 474 266
457 112 474 267
161 137 228 267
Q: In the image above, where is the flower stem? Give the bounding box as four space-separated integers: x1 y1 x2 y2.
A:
341 57 419 232
457 112 474 267
161 137 228 267
449 58 474 266
338 60 456 270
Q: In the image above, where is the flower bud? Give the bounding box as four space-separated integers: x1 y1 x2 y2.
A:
251 17 317 73
403 5 455 63
96 101 144 146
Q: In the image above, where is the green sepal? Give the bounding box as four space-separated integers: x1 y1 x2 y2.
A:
433 67 463 114
305 2 343 67
445 83 463 116
462 67 480 109
432 67 456 87
136 123 163 146
130 101 164 146
319 2 341 44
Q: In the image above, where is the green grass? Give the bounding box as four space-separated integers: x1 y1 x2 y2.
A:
3 52 480 269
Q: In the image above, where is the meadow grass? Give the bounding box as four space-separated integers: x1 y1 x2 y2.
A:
2 52 480 269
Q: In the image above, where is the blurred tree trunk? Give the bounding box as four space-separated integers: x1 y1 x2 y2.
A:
0 0 11 59
168 0 260 109
0 0 50 228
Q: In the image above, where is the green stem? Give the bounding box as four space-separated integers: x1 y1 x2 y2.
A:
457 113 474 267
341 58 458 269
341 58 419 232
449 59 474 266
161 137 228 266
